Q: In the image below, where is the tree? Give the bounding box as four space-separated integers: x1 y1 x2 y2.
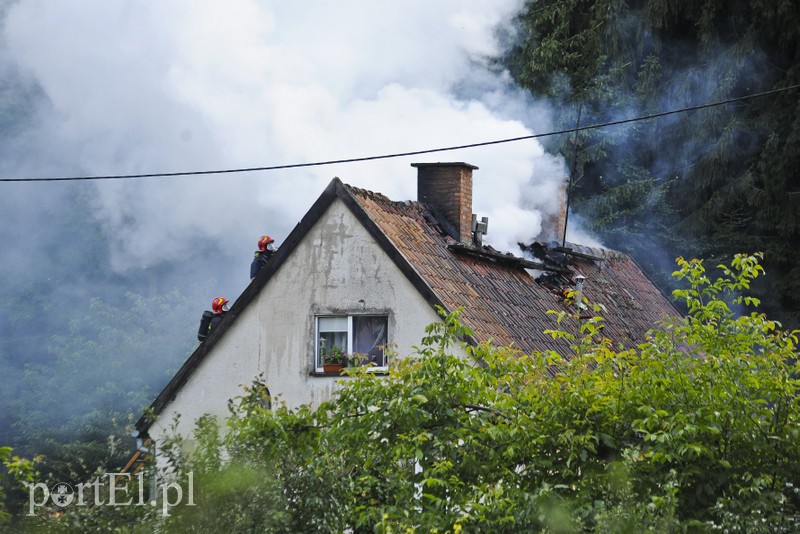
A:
24 254 800 532
0 447 36 526
3 288 199 510
503 0 800 329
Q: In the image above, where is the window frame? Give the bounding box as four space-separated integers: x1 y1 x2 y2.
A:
314 313 389 372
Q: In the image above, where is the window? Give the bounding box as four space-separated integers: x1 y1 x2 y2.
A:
316 315 388 369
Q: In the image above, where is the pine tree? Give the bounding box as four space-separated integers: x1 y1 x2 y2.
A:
505 0 800 327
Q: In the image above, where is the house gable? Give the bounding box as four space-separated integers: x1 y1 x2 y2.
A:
140 186 445 440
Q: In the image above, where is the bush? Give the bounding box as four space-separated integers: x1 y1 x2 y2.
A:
23 254 800 532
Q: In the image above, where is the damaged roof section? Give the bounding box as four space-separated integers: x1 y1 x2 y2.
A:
346 183 681 356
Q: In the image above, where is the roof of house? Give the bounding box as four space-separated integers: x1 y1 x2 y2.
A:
346 183 681 355
135 177 681 433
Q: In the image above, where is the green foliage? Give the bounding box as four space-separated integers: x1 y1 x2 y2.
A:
22 254 800 532
1 446 37 525
505 0 800 328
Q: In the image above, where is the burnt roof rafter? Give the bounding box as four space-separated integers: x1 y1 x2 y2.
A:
448 243 573 275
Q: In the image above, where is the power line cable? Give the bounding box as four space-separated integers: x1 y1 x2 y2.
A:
1 84 797 183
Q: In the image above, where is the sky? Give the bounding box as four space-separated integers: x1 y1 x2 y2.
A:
0 0 588 282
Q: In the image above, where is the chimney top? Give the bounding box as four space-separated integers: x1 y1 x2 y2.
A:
412 162 478 244
411 162 479 171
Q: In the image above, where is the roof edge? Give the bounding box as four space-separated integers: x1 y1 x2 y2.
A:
136 178 343 433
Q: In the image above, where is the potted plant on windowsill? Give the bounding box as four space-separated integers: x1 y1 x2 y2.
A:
321 345 347 374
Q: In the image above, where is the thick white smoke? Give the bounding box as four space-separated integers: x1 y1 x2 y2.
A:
4 0 577 278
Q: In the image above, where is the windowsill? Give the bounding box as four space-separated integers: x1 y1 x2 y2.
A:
310 369 388 377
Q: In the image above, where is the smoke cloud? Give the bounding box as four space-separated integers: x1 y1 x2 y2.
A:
0 0 615 456
2 0 575 285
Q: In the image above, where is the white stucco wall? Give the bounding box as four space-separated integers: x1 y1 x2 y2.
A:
147 198 446 448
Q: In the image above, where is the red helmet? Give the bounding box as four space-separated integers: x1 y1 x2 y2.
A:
212 297 229 314
258 235 274 251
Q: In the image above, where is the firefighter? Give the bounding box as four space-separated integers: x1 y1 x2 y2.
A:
197 297 229 342
250 235 277 279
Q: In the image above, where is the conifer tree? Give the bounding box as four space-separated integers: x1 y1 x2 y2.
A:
504 0 800 328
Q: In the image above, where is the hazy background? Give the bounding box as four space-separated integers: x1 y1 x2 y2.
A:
0 1 590 457
2 0 575 274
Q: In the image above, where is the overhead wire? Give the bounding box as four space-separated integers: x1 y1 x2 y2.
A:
0 84 797 183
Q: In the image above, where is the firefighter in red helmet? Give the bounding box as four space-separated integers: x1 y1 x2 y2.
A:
250 235 277 280
197 297 229 342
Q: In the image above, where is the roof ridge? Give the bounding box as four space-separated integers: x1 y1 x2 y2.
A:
343 183 431 212
562 241 625 261
342 182 395 203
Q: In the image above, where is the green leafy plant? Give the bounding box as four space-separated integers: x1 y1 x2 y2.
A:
20 254 800 532
321 345 347 365
1 446 37 525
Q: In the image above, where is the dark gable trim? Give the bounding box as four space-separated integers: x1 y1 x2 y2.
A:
136 178 342 432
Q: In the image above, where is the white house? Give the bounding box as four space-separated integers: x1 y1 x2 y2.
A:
133 162 681 458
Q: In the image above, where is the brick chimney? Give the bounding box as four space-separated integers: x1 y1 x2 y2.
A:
412 162 478 244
